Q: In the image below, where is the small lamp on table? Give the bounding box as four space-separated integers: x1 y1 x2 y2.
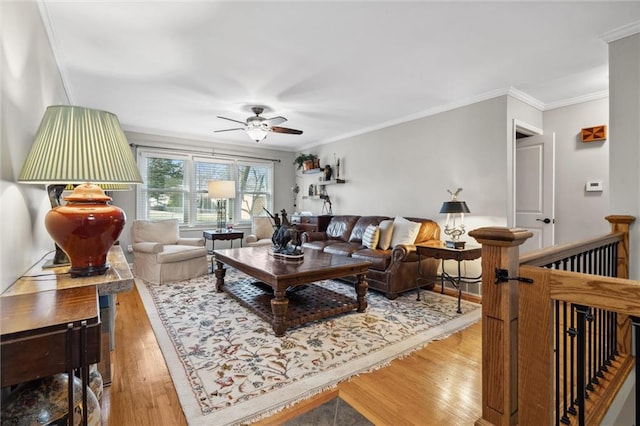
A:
208 180 236 231
439 188 471 249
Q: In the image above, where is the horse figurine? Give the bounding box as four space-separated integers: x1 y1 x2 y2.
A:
271 209 302 254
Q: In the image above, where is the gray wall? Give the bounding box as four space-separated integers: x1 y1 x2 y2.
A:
300 96 512 240
1 1 69 292
609 33 640 280
543 97 610 244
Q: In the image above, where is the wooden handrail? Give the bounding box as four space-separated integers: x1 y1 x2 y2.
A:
519 233 622 267
544 268 640 316
470 215 636 426
518 265 639 426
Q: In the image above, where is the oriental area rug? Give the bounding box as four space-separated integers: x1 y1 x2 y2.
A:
136 269 481 425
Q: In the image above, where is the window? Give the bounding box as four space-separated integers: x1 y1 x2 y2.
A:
238 162 272 221
137 150 273 227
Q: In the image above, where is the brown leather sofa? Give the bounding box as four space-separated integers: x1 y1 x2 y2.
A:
301 215 440 299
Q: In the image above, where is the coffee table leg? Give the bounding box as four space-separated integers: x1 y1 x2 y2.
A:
355 274 368 312
214 261 226 292
270 290 289 337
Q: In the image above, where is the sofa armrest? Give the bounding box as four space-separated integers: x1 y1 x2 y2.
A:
302 231 328 244
245 234 258 244
177 237 204 246
391 244 418 263
132 242 163 253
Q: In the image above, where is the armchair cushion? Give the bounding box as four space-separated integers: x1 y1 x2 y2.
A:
177 237 205 246
156 245 207 264
245 216 275 247
132 219 179 245
253 216 274 240
131 242 163 254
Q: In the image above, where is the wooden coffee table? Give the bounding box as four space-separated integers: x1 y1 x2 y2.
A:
213 247 370 336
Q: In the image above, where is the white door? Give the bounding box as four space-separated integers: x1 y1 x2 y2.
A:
515 133 555 254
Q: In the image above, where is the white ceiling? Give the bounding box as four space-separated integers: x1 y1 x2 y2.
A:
40 1 640 152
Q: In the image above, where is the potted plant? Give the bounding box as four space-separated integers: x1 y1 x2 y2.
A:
293 153 319 171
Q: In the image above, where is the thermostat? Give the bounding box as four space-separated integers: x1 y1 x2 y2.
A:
586 180 603 192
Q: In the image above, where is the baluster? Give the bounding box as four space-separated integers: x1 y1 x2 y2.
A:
598 246 604 275
632 316 639 426
598 309 606 374
586 308 595 392
558 300 569 425
568 304 577 416
607 310 616 364
575 304 589 426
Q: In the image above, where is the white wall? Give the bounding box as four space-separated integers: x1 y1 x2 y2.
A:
1 1 69 292
609 33 640 280
543 97 610 244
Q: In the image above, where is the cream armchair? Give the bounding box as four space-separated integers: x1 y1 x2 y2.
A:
245 216 275 247
131 219 208 284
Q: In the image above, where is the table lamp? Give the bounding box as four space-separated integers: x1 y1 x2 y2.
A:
208 180 236 231
18 105 143 277
439 188 471 249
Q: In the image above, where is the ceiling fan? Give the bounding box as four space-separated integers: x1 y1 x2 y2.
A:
215 106 303 142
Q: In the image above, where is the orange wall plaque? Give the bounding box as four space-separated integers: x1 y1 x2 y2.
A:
581 125 607 142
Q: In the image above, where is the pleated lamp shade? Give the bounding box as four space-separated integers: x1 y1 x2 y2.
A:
18 105 143 277
19 105 142 184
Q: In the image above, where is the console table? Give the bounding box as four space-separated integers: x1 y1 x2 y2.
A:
1 285 100 425
2 245 134 383
415 242 482 314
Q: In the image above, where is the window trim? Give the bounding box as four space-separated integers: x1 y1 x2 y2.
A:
136 148 274 228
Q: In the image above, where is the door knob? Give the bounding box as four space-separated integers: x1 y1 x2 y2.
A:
536 218 551 224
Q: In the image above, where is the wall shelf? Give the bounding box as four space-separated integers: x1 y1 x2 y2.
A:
317 179 345 186
302 168 322 174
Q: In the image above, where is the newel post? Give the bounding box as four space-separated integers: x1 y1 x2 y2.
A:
605 215 636 356
604 215 636 279
468 227 533 426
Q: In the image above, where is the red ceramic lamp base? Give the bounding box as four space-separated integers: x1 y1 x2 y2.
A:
45 183 126 278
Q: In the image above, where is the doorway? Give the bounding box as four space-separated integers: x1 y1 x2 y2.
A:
513 120 556 254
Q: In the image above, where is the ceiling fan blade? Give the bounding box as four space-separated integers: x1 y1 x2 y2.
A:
264 116 287 126
271 126 303 135
214 127 245 133
217 116 248 126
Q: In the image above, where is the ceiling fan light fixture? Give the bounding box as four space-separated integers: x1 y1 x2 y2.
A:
246 127 268 142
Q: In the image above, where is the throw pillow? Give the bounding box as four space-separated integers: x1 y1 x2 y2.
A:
362 225 380 249
377 220 394 250
390 216 421 247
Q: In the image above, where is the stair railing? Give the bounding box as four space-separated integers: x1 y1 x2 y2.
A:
469 215 637 426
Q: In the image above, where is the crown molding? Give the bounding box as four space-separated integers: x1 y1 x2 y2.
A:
543 90 609 111
506 87 545 111
315 87 512 146
600 20 640 43
37 1 74 104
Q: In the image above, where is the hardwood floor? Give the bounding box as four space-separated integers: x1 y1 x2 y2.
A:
102 285 482 425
